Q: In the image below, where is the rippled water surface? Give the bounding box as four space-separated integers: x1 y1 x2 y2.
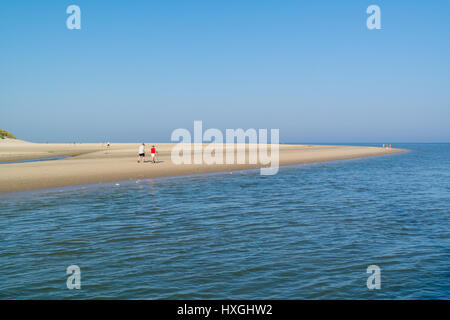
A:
1 144 449 299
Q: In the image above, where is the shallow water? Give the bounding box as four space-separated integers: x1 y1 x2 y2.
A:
0 143 449 299
0 156 70 165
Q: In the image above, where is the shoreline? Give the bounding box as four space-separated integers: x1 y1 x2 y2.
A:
0 153 406 198
0 142 406 194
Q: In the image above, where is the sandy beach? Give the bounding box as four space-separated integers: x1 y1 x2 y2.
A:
0 140 405 193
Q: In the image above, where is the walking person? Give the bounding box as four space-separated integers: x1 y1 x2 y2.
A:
105 142 111 154
138 143 146 163
150 145 157 163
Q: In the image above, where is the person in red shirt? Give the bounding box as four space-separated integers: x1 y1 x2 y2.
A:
150 145 157 163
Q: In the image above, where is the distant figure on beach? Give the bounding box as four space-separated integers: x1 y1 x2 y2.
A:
150 145 157 163
103 142 111 154
138 143 145 163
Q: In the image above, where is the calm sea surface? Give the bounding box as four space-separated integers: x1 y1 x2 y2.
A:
0 143 449 299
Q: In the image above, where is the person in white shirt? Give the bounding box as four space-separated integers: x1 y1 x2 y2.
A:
138 143 146 163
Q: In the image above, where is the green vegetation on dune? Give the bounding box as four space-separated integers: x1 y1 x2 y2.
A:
0 129 17 139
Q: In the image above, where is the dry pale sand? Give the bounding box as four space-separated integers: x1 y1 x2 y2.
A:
0 139 405 193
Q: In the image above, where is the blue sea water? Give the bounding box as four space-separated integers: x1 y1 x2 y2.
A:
0 143 449 299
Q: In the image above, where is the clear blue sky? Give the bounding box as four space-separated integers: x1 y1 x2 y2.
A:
1 0 449 142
